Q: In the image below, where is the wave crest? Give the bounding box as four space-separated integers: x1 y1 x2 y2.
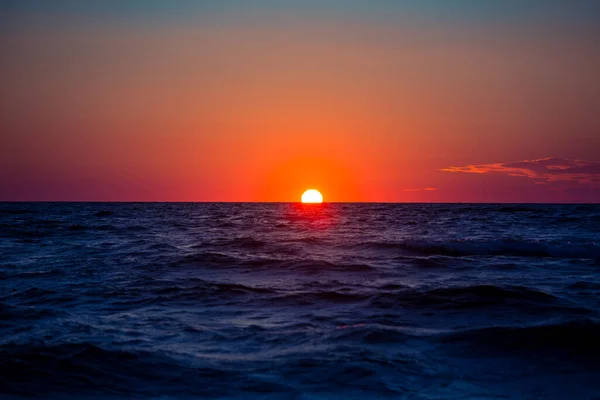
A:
360 238 600 259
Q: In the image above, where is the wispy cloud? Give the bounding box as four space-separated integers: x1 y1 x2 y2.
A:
404 188 437 192
441 157 600 186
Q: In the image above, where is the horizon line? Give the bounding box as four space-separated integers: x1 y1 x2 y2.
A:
1 201 598 205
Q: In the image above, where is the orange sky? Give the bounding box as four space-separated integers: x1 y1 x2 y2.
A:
1 3 599 202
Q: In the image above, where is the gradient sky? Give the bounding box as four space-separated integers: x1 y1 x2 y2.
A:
1 0 599 202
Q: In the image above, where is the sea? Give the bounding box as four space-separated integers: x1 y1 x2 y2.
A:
1 202 599 399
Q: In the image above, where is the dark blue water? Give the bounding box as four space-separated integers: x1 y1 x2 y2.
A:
1 203 599 399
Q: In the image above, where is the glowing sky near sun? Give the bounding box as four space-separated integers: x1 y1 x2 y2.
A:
1 1 599 202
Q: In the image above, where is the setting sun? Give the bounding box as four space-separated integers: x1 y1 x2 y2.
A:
301 189 323 203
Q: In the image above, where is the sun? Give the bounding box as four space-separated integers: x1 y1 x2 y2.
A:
301 189 323 203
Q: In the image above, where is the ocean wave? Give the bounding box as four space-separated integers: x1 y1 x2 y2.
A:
215 221 238 228
327 324 413 344
178 251 242 267
195 236 267 249
98 279 278 307
0 287 80 308
393 256 449 268
424 284 557 302
256 259 376 272
568 281 600 290
443 319 600 356
368 284 568 311
0 225 48 239
66 224 87 231
94 210 114 217
283 236 326 245
360 238 600 259
152 282 276 300
277 290 369 305
0 341 300 397
0 302 64 322
178 252 377 272
0 342 187 396
8 269 64 279
497 206 544 213
211 236 267 249
1 286 57 301
0 209 38 215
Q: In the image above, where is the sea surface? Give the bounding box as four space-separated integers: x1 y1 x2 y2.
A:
1 203 600 399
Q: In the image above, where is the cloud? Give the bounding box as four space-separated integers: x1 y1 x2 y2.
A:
404 187 437 192
441 157 600 186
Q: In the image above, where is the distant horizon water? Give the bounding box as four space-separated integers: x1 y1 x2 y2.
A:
2 201 600 204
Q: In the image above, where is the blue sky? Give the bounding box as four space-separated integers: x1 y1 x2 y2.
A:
2 0 599 23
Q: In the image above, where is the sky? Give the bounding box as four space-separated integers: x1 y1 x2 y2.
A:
1 0 599 202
